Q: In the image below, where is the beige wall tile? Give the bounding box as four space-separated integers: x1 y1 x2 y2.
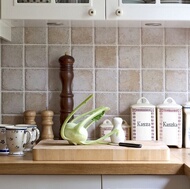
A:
142 70 164 92
71 27 93 44
95 27 116 45
48 92 60 114
72 46 93 68
165 93 188 105
25 45 47 67
2 116 24 124
52 115 61 139
2 45 23 67
48 27 70 44
142 93 165 106
2 27 24 44
2 69 23 91
165 28 187 45
119 46 140 68
74 93 93 114
25 69 47 91
95 93 117 115
48 46 70 68
48 69 61 91
166 47 187 68
95 46 117 68
119 70 140 92
166 70 187 92
142 28 163 45
95 70 117 91
142 46 164 68
2 92 23 114
73 70 93 91
2 26 190 138
119 93 140 115
25 92 46 113
25 27 47 44
118 28 140 45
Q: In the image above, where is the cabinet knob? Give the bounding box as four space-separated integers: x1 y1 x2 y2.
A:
88 9 96 16
115 9 123 16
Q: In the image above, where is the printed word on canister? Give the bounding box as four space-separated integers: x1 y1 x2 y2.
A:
41 110 54 140
59 53 75 138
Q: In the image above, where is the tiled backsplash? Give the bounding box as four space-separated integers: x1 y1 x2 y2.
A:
1 27 190 139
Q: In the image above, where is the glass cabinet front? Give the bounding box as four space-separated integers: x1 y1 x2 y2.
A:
17 0 90 3
122 0 155 4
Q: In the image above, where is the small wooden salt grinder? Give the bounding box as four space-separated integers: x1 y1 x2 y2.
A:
23 110 36 125
41 110 54 140
59 53 74 138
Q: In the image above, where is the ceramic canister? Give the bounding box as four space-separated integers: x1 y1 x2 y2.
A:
157 97 182 148
131 97 156 141
183 101 190 148
99 119 131 141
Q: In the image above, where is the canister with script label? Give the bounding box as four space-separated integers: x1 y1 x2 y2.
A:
157 97 182 148
131 97 156 141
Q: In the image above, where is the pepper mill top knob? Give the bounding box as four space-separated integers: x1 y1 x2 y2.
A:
59 53 75 66
24 110 36 125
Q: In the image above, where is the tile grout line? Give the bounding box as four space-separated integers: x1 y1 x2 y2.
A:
46 27 49 109
116 27 119 116
23 27 26 112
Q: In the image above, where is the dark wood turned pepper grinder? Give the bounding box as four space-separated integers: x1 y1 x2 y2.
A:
23 110 36 125
59 53 75 139
41 110 54 140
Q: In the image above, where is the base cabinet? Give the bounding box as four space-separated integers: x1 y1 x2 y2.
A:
0 175 101 189
102 175 190 189
0 175 189 189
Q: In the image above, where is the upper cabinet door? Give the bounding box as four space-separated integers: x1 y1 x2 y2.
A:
106 0 190 21
1 0 105 20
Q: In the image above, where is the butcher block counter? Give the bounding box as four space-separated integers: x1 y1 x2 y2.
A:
0 147 189 176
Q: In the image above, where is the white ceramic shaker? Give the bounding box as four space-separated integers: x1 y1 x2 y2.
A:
183 101 190 148
131 97 156 141
110 117 125 143
157 97 182 148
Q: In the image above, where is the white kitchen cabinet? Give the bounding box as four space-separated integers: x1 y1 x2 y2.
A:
2 0 190 28
0 175 101 189
0 21 11 41
106 0 190 21
102 175 190 189
1 0 105 20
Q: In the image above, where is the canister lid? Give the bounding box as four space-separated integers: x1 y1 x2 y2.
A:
99 119 113 128
183 101 190 108
131 97 155 108
157 97 182 109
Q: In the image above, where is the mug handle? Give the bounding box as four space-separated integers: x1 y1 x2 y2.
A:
24 130 32 146
32 128 40 143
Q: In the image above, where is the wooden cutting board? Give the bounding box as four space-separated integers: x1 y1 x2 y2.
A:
32 140 170 161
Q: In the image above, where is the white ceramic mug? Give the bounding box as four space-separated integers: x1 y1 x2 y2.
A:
6 126 32 156
0 124 13 155
15 124 40 151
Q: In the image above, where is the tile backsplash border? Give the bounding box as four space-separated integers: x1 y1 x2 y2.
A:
1 26 190 139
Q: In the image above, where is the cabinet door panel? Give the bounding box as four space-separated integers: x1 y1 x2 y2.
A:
102 175 190 189
0 175 101 189
106 0 190 21
1 0 105 20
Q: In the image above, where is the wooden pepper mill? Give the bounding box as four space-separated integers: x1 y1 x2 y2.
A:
41 110 54 140
59 53 75 138
23 110 36 125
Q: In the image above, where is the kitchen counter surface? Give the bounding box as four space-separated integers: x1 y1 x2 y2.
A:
0 148 189 176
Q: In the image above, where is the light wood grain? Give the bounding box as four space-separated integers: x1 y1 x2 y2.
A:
33 140 170 161
0 149 189 175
